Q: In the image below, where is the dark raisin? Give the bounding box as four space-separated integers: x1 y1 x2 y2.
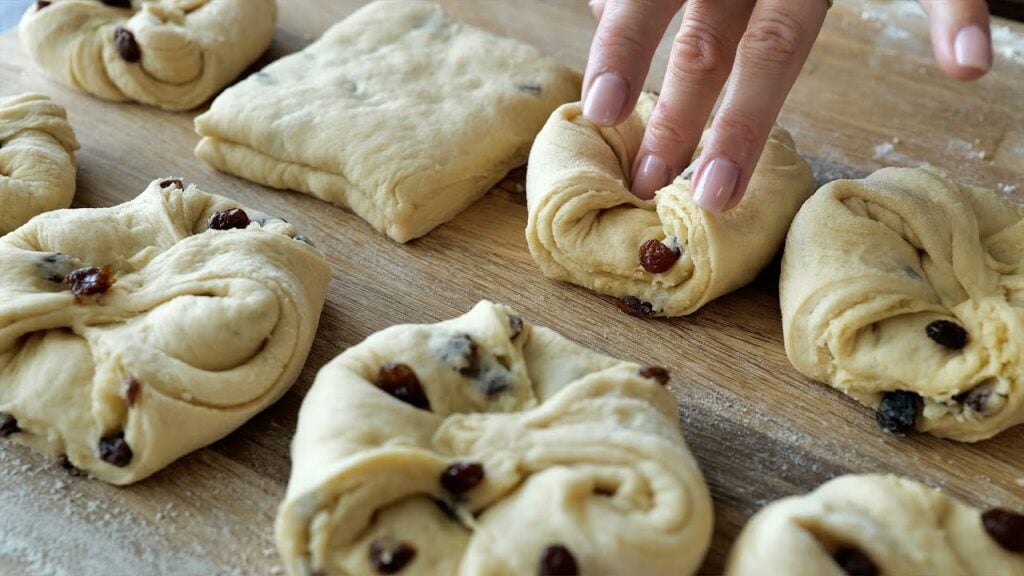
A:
509 314 524 339
36 1 51 9
639 239 680 274
101 0 133 9
925 320 968 350
956 387 993 413
539 544 578 576
209 208 250 231
638 366 670 386
442 334 480 377
64 266 115 298
0 412 20 437
57 455 82 477
440 461 485 496
875 390 921 436
615 296 655 318
833 547 878 576
369 538 417 574
98 432 133 467
981 508 1024 552
376 363 430 411
113 26 141 63
124 377 140 408
158 178 183 190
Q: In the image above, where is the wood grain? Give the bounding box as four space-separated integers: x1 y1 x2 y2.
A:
1 0 1022 574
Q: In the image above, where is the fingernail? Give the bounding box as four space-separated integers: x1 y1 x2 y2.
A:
632 154 671 199
692 157 739 213
583 72 628 126
954 25 991 71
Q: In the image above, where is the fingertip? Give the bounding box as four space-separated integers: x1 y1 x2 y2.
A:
582 71 632 126
691 157 739 213
589 0 606 21
631 154 671 200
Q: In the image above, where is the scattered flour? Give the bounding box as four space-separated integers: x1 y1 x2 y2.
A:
992 24 1024 63
999 183 1020 195
946 138 989 161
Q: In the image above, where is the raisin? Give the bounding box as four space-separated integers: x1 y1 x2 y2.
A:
440 461 485 496
0 412 20 437
113 26 141 63
102 0 133 7
516 83 543 96
638 366 670 386
615 296 654 318
442 334 480 377
65 266 115 298
639 239 680 274
99 432 133 467
209 208 250 231
158 178 183 190
376 363 430 411
925 320 968 350
833 547 878 576
957 387 992 413
57 455 82 477
509 314 524 339
36 1 51 9
539 545 578 576
124 376 141 408
981 508 1024 552
369 538 417 574
875 390 921 436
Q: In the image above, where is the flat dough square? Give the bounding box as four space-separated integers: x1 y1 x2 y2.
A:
194 0 580 243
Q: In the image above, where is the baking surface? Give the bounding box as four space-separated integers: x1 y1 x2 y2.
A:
0 0 1022 574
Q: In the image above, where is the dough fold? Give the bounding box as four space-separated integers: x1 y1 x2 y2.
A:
781 167 1024 441
726 474 1024 576
0 92 78 235
276 301 712 576
526 95 815 316
0 179 330 484
19 0 276 111
194 0 581 243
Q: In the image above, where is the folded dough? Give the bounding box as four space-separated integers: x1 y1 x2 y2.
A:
726 474 1024 576
0 92 78 235
276 301 712 576
194 0 581 243
0 178 330 484
781 167 1024 442
526 94 815 317
19 0 276 111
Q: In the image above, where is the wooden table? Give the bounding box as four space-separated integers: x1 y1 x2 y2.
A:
1 1 1022 574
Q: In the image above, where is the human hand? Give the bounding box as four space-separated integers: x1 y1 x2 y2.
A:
582 0 994 211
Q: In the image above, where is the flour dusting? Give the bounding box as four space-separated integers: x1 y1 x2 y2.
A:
993 24 1024 63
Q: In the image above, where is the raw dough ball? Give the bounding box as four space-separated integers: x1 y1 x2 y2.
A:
781 167 1024 441
0 92 78 235
0 178 330 484
726 474 1024 576
276 301 712 576
19 0 276 111
194 0 581 243
526 94 815 317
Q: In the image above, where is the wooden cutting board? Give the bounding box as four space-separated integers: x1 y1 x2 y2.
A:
1 0 1022 574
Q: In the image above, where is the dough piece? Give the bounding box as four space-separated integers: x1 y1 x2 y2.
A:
781 167 1024 441
19 0 276 111
726 474 1024 576
0 178 330 485
194 0 581 243
276 301 712 576
526 94 815 317
0 92 78 235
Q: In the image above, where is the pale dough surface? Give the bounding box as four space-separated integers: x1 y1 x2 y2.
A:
0 179 330 484
726 474 1024 576
194 0 581 243
526 94 815 317
276 301 712 575
0 92 78 235
781 167 1024 441
19 0 276 111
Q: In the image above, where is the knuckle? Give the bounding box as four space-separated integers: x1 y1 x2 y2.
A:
647 105 702 148
670 19 732 80
740 12 804 65
714 113 763 151
594 26 648 61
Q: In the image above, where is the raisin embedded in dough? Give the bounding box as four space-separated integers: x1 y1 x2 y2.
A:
275 301 712 576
